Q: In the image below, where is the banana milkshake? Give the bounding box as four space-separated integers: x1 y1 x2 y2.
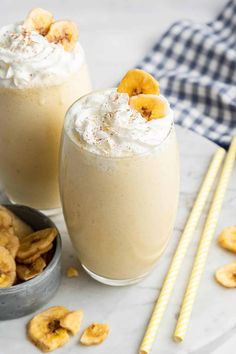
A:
60 70 179 285
0 8 91 211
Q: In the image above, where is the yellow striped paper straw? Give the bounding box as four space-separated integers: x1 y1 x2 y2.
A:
139 147 225 354
174 136 236 343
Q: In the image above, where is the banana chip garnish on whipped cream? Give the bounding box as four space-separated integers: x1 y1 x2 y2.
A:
0 8 83 88
66 69 173 156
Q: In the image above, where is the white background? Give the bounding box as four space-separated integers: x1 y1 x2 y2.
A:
0 0 224 89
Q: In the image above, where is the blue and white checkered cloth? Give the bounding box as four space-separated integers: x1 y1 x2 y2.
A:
138 0 236 148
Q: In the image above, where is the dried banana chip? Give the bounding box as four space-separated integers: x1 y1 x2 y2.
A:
66 267 79 278
129 94 168 120
215 262 236 288
117 69 160 96
16 257 46 281
28 306 70 352
80 323 109 345
0 246 16 288
17 228 57 262
0 207 12 230
60 310 83 335
0 230 19 258
19 243 53 265
6 226 15 235
23 8 54 36
0 206 33 238
46 20 79 51
218 226 236 253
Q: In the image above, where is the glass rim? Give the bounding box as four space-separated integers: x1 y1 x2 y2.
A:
63 88 175 160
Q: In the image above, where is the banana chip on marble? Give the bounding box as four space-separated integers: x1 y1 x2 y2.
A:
80 323 109 345
215 262 236 288
60 310 83 335
28 306 84 352
218 226 236 253
66 266 79 278
28 306 70 352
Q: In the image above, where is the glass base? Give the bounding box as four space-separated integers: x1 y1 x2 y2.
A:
7 196 62 217
39 207 62 217
82 264 149 286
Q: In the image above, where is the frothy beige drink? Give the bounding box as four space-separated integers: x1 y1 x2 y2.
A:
60 70 179 285
0 9 91 211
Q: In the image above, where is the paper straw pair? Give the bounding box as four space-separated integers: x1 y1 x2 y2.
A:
139 136 236 354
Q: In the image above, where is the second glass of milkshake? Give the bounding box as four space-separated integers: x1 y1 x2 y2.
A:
0 8 91 213
60 69 180 285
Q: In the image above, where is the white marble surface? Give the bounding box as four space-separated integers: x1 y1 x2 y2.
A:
0 1 236 353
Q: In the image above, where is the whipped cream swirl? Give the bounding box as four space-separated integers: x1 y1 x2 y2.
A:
67 89 174 157
0 23 84 88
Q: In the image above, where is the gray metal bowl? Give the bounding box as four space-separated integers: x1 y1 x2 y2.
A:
0 204 62 320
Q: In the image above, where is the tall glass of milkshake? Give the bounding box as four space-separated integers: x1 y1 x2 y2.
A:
60 69 179 285
0 8 91 213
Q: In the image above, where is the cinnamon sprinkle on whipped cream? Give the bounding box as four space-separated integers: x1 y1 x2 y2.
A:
0 23 84 88
66 89 173 157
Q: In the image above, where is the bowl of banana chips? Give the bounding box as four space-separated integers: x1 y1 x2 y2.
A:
0 204 61 319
